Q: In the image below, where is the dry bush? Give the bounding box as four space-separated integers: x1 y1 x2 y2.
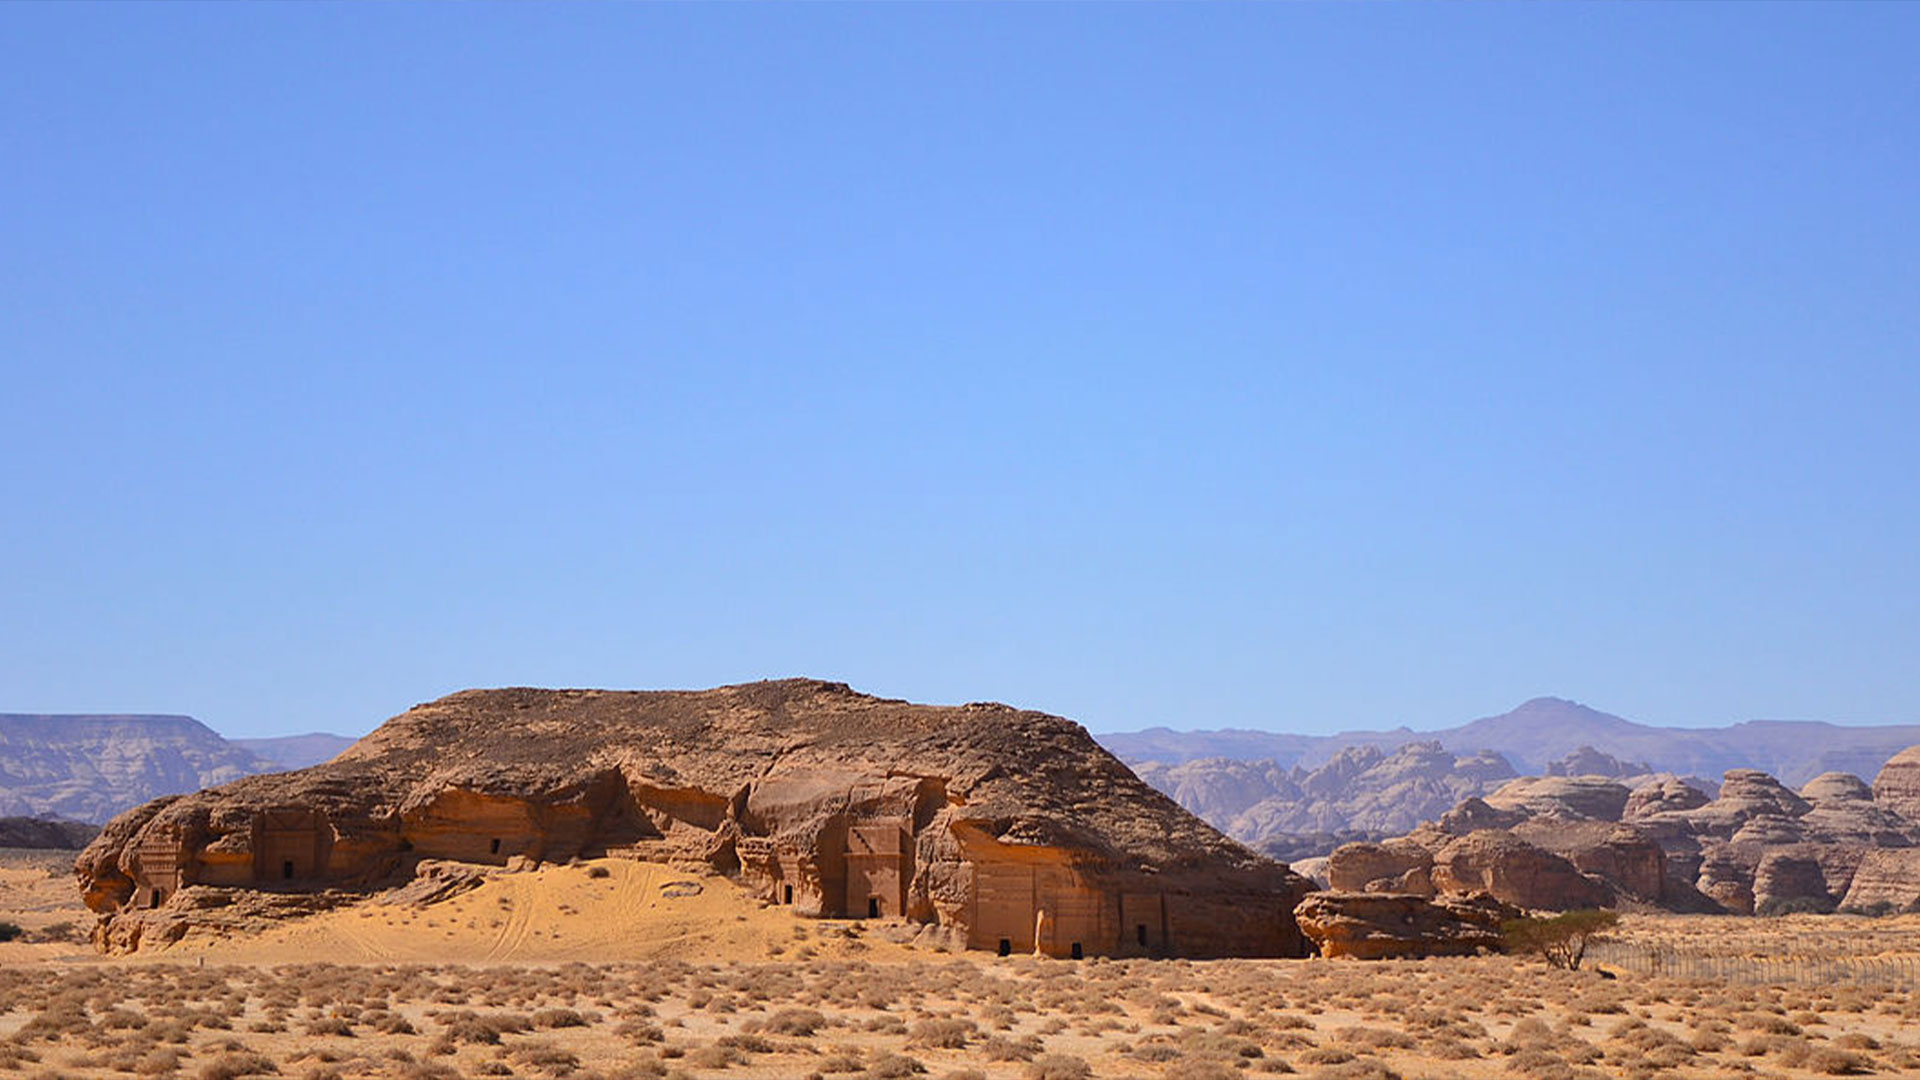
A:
760 1007 826 1036
194 1051 278 1080
861 1053 926 1079
982 1034 1044 1061
906 1018 977 1049
511 1040 583 1076
1023 1053 1092 1080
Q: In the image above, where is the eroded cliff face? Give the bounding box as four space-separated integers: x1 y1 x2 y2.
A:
77 681 1311 958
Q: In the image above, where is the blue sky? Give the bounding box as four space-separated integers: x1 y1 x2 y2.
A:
3 5 1916 738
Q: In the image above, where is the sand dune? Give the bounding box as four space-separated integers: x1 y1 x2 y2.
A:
151 858 919 966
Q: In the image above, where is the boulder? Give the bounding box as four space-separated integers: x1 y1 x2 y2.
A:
77 681 1313 958
1325 838 1434 895
1430 830 1611 910
1293 891 1517 960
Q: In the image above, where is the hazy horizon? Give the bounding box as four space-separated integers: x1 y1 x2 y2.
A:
5 5 1916 738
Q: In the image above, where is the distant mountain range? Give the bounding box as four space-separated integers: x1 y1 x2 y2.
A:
0 715 356 823
1096 697 1920 788
6 697 1918 837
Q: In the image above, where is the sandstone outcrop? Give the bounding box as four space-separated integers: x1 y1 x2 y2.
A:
77 680 1312 957
1872 746 1920 823
1324 837 1434 894
1293 891 1516 959
1322 744 1920 918
1429 830 1612 911
1485 776 1632 822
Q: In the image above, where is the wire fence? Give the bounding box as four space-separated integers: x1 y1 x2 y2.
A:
1588 941 1919 987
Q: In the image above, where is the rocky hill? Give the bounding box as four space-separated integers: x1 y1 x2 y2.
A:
0 816 99 849
1100 697 1920 785
0 715 282 823
78 680 1312 958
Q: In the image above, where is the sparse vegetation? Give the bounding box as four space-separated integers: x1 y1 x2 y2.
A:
1502 909 1620 970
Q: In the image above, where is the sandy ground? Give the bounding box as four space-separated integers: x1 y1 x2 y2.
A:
1 852 1917 1079
165 858 923 967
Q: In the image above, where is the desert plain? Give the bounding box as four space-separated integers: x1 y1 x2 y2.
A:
1 850 1917 1080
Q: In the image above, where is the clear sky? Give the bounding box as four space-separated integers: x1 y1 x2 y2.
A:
3 4 1916 739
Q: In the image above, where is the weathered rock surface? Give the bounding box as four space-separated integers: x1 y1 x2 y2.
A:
1324 837 1434 895
1485 776 1633 822
1293 891 1517 959
1872 746 1920 823
1324 745 1920 918
1838 848 1920 913
78 680 1312 958
1429 830 1612 911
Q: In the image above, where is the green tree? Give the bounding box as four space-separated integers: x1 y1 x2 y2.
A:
1500 909 1619 971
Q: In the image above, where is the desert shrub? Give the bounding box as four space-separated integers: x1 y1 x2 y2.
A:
195 1051 278 1080
0 922 22 943
617 1018 666 1043
1023 1054 1092 1080
907 1018 977 1049
1334 1026 1413 1051
1804 1047 1871 1075
983 1034 1044 1061
862 1054 926 1079
588 865 611 878
532 1007 592 1028
1163 1061 1242 1080
684 1044 742 1069
1500 910 1619 971
304 1017 354 1037
512 1040 582 1076
1757 896 1834 917
1298 1062 1401 1080
762 1007 826 1036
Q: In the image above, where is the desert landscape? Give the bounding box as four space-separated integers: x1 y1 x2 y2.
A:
1 682 1917 1079
3 850 1920 1080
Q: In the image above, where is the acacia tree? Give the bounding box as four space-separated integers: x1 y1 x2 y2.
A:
1500 909 1620 970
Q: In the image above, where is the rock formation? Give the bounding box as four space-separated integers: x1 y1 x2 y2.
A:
1131 741 1519 857
1322 746 1920 918
77 680 1312 957
1293 891 1517 959
0 714 285 823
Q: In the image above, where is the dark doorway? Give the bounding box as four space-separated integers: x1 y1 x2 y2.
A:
1136 924 1148 947
998 938 1012 957
1071 942 1084 960
282 860 295 880
151 889 164 908
783 885 794 905
867 896 880 918
490 838 502 855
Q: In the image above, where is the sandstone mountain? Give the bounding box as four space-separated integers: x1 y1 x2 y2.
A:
78 680 1312 958
1321 746 1920 918
0 714 284 824
1100 696 1920 786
